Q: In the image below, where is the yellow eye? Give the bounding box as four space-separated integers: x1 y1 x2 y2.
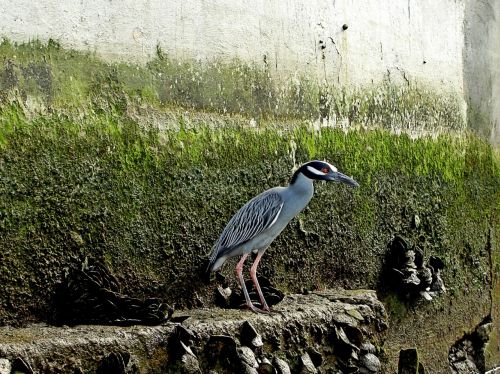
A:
321 167 329 173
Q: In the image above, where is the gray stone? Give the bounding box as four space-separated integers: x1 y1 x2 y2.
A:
240 321 264 348
299 352 318 373
238 346 258 368
180 353 202 374
242 363 259 374
258 358 274 374
360 353 381 373
0 359 11 374
273 357 291 374
360 342 376 354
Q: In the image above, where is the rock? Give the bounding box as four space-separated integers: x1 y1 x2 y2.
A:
476 322 492 342
299 352 318 373
51 258 170 326
404 250 417 269
429 256 445 270
216 286 232 308
0 359 11 374
430 272 445 293
398 348 419 374
360 342 376 354
238 346 258 368
96 351 130 374
273 357 291 374
346 308 364 321
419 290 433 301
414 247 424 267
402 271 420 289
418 362 425 374
417 267 432 288
11 357 33 374
306 347 323 367
180 353 202 374
175 325 197 346
0 288 388 373
393 235 409 252
242 364 259 374
360 353 381 373
257 358 274 374
241 321 264 349
205 335 239 368
180 341 196 357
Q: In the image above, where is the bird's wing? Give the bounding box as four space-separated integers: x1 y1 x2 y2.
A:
212 190 284 259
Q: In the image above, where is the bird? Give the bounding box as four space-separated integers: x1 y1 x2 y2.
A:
207 160 359 313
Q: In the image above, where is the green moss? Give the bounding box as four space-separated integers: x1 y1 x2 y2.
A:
0 97 498 326
0 43 498 373
1 38 465 131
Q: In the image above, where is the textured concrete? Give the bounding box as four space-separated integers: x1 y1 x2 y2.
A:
463 0 500 146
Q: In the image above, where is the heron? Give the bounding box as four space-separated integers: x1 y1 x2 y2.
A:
207 160 359 313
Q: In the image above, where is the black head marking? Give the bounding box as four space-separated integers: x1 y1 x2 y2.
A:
290 160 335 183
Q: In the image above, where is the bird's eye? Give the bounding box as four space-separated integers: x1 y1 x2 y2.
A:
321 167 329 173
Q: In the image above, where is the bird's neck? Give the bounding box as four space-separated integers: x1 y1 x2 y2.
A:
288 172 314 197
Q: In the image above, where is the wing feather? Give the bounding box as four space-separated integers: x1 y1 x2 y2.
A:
208 190 284 269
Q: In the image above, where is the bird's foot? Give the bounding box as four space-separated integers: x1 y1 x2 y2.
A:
246 303 283 316
247 304 271 314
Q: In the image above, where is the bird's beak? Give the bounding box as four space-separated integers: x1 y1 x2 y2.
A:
330 171 359 187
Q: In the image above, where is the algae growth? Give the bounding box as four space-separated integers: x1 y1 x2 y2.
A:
0 39 498 372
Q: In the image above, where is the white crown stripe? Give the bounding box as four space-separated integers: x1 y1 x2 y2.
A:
306 165 327 176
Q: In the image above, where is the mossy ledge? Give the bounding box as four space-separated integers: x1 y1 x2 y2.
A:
0 39 499 371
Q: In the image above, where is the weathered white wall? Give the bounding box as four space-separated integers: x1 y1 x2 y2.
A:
0 0 464 92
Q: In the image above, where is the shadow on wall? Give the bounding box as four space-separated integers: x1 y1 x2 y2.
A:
463 0 500 147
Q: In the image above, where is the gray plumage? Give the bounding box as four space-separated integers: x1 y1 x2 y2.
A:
207 160 359 313
208 190 284 270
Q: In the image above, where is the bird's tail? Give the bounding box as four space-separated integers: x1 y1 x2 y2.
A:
204 247 219 283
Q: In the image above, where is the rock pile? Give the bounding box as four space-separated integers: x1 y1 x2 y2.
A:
449 318 492 374
0 289 387 373
171 290 387 373
172 319 383 374
386 236 446 301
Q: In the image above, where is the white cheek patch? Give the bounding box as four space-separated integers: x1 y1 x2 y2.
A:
307 165 327 176
328 162 338 172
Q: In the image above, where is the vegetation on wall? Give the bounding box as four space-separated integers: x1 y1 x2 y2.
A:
0 40 498 371
0 38 464 132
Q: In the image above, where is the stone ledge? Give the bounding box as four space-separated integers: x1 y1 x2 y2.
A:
0 289 387 373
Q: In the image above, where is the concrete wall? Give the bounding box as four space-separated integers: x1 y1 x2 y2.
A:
1 0 465 93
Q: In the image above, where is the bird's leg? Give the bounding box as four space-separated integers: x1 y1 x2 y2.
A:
250 251 271 312
236 254 267 313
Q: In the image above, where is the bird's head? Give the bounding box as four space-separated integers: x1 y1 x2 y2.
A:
291 160 359 187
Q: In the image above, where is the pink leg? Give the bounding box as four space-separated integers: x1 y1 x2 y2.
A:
236 254 267 313
250 251 270 311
